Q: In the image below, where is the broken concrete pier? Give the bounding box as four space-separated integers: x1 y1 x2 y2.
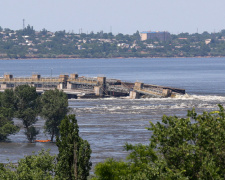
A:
0 73 185 99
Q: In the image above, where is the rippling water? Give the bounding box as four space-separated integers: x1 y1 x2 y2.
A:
0 57 225 168
1 95 225 166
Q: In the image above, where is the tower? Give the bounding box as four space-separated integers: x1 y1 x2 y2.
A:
23 19 25 29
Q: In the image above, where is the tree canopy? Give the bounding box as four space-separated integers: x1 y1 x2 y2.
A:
0 90 19 141
93 105 225 179
0 87 68 142
14 85 39 142
40 89 68 141
0 150 56 180
56 114 92 180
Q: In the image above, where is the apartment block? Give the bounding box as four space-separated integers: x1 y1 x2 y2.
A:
140 31 171 41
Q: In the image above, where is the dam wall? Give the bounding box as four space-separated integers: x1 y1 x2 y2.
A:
0 73 185 99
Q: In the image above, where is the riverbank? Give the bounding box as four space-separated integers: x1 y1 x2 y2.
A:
0 55 223 60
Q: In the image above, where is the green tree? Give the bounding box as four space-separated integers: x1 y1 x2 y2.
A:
149 105 225 179
56 114 92 180
0 115 19 141
0 149 56 180
93 144 186 180
0 90 19 141
22 25 35 36
40 89 68 141
14 85 39 143
40 28 48 36
93 105 225 179
93 158 129 180
0 89 15 120
131 30 141 42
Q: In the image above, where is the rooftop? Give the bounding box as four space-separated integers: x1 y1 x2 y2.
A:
140 31 169 34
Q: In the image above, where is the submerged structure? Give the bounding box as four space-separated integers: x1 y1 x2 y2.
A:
0 74 185 99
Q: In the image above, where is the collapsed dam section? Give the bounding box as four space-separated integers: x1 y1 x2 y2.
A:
0 74 185 99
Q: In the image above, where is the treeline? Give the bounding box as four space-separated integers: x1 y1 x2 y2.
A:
1 85 225 179
1 25 225 59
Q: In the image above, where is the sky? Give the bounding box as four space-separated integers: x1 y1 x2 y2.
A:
1 0 225 35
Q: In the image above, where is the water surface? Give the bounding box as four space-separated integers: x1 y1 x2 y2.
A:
0 57 225 167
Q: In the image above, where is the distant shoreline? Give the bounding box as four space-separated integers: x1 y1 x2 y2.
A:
0 55 224 60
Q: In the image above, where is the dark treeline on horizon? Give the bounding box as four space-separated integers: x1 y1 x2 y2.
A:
1 25 225 59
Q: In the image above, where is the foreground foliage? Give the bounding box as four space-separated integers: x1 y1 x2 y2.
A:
93 105 225 180
56 114 92 180
0 114 92 180
0 150 56 180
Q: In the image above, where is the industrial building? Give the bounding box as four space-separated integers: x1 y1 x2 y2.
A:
140 31 171 41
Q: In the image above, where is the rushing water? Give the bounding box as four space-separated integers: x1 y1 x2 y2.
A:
0 57 225 166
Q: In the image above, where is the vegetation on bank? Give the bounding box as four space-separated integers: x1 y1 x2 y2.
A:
1 25 225 59
1 85 225 179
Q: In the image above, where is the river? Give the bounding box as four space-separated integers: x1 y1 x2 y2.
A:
0 57 225 166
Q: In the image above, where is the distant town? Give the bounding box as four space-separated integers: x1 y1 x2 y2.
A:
1 25 225 59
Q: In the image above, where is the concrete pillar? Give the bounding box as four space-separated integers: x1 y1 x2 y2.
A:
4 74 13 80
70 74 78 79
97 77 106 95
134 82 144 89
59 74 69 82
97 77 106 85
94 86 103 96
129 91 140 99
57 83 64 90
67 82 72 89
0 84 7 89
32 74 41 81
162 89 172 97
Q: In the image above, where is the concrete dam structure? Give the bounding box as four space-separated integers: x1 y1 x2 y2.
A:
0 74 185 99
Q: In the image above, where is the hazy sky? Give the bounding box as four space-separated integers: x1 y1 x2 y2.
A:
1 0 225 35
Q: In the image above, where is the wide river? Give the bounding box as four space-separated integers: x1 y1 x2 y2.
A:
0 57 225 167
